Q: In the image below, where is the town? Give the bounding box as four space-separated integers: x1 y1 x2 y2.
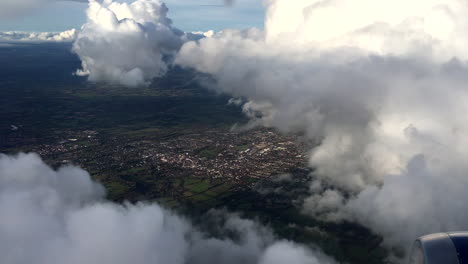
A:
29 126 309 202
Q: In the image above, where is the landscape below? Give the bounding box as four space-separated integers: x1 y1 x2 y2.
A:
0 43 389 264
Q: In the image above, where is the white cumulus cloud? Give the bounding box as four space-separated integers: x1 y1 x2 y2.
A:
0 153 337 264
175 0 468 254
72 0 185 87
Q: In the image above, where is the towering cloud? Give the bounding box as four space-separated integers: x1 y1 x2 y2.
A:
0 153 336 264
263 0 468 60
176 0 468 253
73 0 184 87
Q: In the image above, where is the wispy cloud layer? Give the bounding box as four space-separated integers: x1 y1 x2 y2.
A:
0 29 77 42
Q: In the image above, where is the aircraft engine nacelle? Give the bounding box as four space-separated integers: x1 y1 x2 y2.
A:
409 232 468 264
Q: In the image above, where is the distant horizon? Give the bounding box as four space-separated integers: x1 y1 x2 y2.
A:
0 0 264 33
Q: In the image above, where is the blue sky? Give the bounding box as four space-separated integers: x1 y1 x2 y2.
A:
0 0 264 32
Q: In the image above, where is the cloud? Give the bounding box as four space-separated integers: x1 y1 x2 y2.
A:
0 29 77 42
64 0 468 257
259 242 336 264
0 0 86 18
344 154 468 247
175 0 468 254
0 153 336 264
224 0 235 6
72 0 186 87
